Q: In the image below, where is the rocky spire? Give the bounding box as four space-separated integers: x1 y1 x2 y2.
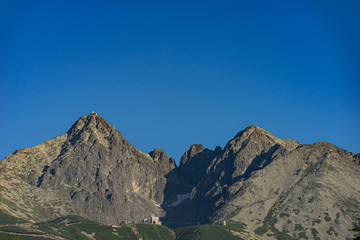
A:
180 144 206 166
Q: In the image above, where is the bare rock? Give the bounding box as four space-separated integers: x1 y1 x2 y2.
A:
0 113 175 225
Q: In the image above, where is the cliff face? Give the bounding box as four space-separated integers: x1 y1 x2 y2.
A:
0 113 175 224
164 126 360 239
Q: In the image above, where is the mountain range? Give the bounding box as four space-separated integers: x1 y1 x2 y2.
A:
1 113 359 239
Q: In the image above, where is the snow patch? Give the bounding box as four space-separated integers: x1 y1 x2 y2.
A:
168 193 190 207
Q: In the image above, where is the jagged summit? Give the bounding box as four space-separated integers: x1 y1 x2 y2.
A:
230 125 300 152
234 125 274 139
180 144 206 166
67 113 116 136
63 113 131 150
149 148 175 163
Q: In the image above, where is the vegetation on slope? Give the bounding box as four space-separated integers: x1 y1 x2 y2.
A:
174 221 246 240
34 215 135 240
136 223 175 239
0 210 27 225
0 215 252 240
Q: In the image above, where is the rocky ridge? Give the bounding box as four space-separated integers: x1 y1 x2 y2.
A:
1 113 359 239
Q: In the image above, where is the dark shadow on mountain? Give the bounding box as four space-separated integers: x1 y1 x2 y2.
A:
161 144 285 228
160 148 220 228
232 144 280 184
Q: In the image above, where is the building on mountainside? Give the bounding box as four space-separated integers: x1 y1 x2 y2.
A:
151 214 161 225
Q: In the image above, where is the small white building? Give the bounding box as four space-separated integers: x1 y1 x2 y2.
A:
151 214 161 225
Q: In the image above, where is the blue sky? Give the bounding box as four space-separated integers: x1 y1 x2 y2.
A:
1 0 359 163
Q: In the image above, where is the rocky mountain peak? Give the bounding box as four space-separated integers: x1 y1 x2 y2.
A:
149 148 170 162
224 125 278 155
149 148 176 174
234 125 273 140
228 125 299 154
67 112 115 136
180 144 206 166
13 112 177 224
64 113 127 148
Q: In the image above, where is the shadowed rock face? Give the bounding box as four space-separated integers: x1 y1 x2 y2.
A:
178 144 219 186
0 113 176 225
354 153 360 164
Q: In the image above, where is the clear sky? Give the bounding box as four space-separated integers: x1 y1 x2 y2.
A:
1 0 359 163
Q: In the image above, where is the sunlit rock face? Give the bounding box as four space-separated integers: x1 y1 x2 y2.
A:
0 113 176 224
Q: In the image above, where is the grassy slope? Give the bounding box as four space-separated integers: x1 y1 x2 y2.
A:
0 215 249 240
0 226 41 235
0 215 138 240
174 222 246 240
35 215 137 240
0 210 27 225
136 223 175 240
0 233 51 240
